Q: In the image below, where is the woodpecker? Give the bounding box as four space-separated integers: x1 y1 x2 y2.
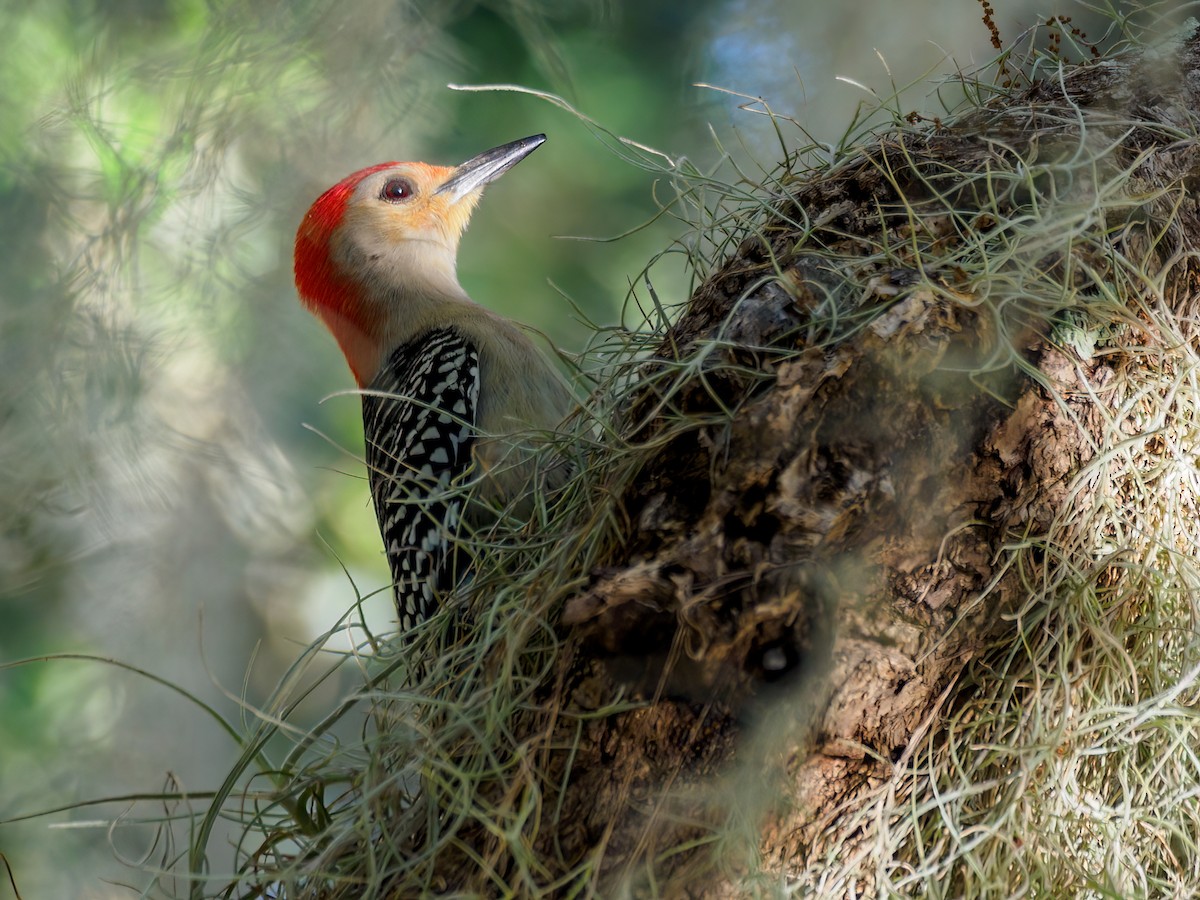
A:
294 135 571 632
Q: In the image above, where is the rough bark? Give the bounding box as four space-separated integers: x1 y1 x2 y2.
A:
430 27 1200 896
400 24 1200 897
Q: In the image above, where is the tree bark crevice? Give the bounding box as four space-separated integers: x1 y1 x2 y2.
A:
448 26 1200 895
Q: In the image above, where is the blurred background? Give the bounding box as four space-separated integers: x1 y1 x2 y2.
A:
0 0 1154 894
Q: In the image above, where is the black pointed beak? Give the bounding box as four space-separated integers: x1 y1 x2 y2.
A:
435 134 546 202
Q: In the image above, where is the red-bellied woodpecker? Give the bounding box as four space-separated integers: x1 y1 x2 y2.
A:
294 135 571 632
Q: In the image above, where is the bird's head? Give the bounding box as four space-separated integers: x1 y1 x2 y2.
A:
294 134 545 385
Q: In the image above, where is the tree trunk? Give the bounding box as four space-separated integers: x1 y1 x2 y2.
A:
519 26 1200 896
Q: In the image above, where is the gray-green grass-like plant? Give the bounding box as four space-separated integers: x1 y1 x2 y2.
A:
15 7 1200 897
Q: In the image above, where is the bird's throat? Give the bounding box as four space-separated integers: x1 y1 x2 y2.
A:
318 304 382 387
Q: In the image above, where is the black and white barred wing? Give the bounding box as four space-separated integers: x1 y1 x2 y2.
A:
361 327 479 632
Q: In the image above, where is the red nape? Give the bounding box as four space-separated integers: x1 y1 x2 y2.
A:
293 162 398 316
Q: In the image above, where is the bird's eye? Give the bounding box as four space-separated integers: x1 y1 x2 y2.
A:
380 178 415 202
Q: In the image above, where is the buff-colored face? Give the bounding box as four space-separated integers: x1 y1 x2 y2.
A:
323 134 547 295
340 162 479 253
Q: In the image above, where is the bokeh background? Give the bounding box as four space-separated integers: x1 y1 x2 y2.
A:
0 0 1149 894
